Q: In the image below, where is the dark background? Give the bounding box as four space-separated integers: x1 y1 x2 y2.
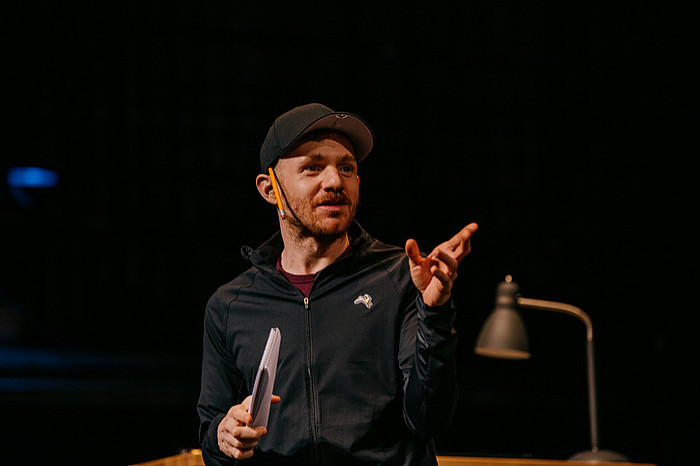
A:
2 2 692 465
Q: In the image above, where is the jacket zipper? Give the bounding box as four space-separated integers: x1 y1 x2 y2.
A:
304 296 320 463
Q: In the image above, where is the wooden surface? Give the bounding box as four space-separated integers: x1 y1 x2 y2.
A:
130 450 656 466
130 449 204 466
436 456 655 466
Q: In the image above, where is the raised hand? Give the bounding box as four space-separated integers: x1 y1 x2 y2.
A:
405 223 478 307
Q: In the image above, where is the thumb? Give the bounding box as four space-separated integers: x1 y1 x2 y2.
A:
405 239 422 265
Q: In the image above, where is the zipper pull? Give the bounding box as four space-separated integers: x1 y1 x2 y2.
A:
304 296 310 310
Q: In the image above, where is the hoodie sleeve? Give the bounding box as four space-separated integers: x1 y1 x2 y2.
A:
197 292 242 465
399 292 459 438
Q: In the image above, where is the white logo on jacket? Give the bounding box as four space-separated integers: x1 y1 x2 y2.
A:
353 294 373 309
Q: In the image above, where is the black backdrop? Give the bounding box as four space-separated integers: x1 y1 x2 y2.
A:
2 2 692 465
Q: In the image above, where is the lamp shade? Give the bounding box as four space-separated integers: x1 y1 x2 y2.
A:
474 277 530 360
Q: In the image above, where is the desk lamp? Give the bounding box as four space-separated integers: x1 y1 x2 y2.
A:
474 275 629 462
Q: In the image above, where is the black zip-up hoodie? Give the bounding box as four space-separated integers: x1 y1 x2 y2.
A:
198 222 459 465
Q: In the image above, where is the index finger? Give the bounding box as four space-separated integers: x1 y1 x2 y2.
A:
443 223 478 260
228 398 253 425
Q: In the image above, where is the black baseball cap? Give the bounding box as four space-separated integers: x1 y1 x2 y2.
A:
259 103 374 172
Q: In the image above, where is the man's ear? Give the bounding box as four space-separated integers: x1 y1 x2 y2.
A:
256 173 278 206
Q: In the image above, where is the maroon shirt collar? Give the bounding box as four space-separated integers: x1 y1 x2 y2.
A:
276 243 352 297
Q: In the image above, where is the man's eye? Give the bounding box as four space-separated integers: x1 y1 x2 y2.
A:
303 165 320 172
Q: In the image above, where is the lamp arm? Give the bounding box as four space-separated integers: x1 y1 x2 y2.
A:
516 297 593 341
515 296 600 452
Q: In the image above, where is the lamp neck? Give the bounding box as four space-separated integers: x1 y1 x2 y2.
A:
516 297 593 341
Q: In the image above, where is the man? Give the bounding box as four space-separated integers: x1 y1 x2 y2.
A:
198 103 478 465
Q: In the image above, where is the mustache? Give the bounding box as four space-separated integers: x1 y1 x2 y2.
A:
313 191 351 206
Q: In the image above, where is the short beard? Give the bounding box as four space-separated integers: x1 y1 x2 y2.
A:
287 198 357 245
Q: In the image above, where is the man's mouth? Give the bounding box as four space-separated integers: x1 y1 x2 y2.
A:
318 200 347 206
315 193 349 207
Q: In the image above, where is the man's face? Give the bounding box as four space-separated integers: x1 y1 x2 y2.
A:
274 132 360 242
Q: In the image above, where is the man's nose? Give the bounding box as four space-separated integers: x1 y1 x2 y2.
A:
320 167 343 190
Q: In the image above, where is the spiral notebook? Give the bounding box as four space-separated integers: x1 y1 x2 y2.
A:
247 327 281 427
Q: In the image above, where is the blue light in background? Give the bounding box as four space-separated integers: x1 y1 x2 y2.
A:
5 167 59 208
6 167 59 188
